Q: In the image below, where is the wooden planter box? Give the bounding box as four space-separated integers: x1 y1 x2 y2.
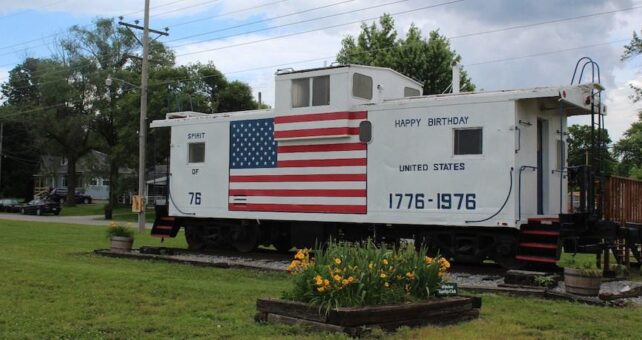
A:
256 296 481 336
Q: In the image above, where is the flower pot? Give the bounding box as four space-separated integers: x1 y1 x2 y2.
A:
110 236 133 252
564 267 602 296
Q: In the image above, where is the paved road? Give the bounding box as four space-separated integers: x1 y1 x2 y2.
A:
0 212 153 228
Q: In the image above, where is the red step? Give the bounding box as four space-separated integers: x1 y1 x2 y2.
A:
521 230 560 236
154 225 173 231
515 255 558 263
528 216 559 225
520 242 558 250
160 216 175 222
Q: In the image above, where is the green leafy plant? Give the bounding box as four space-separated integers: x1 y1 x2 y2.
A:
533 275 556 287
282 240 449 314
106 223 134 239
561 256 602 277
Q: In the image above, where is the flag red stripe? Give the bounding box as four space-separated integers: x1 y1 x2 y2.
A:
278 158 366 168
229 203 366 214
229 189 366 197
274 127 359 139
229 174 366 182
274 111 367 124
278 142 366 153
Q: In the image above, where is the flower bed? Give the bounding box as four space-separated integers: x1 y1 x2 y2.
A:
257 241 480 334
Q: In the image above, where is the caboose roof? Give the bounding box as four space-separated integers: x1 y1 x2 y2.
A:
379 83 601 116
275 64 423 87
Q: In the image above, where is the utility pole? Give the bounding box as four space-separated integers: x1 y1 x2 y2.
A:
119 1 169 232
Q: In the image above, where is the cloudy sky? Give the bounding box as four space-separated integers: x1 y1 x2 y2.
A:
0 0 640 141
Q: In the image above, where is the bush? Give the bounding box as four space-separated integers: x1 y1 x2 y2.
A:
106 223 134 239
282 240 449 313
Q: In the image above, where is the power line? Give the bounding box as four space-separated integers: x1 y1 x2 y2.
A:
157 38 628 87
150 0 221 18
1 37 625 119
1 2 634 89
449 5 642 41
121 0 187 18
166 0 360 45
174 0 466 57
169 0 289 29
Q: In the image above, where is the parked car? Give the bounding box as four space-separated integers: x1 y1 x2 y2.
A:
48 188 93 204
19 199 61 216
0 198 20 212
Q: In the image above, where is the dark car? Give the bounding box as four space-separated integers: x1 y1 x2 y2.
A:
0 198 20 212
20 199 62 216
48 188 93 204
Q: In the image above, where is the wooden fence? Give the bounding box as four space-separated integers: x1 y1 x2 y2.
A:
604 176 642 224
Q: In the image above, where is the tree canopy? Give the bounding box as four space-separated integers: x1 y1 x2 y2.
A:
0 17 261 203
612 28 642 179
336 14 475 94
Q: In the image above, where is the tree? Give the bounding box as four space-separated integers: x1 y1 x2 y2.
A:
1 57 96 205
566 124 616 175
622 28 642 102
337 14 475 94
613 28 642 179
613 113 642 179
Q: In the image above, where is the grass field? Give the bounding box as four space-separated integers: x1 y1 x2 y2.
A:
1 220 641 339
59 204 156 223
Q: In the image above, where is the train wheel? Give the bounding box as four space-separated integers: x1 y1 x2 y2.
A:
231 224 259 253
185 226 206 250
273 236 292 253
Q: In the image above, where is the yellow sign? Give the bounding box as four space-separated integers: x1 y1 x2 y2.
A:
131 195 144 213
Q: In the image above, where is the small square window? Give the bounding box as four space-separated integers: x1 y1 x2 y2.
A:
90 178 98 186
189 142 205 163
312 76 330 106
353 73 373 100
291 78 310 108
454 128 483 155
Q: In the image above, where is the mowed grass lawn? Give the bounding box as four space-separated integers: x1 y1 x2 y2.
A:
60 204 156 223
1 220 641 339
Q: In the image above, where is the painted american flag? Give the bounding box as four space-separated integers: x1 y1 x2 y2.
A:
228 111 367 214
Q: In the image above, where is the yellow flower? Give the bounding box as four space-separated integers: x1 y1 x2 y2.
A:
314 275 323 286
347 276 354 283
317 286 326 293
323 279 330 287
294 250 305 260
424 256 433 265
382 259 389 266
380 273 387 279
368 262 373 270
333 274 342 282
334 258 341 265
405 271 415 280
384 282 390 288
342 279 349 286
287 260 301 271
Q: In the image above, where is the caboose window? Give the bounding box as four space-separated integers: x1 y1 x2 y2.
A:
312 76 330 106
404 87 421 97
454 128 483 155
188 142 205 163
291 78 310 108
353 73 373 100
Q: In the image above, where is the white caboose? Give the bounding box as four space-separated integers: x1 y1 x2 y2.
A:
151 64 600 266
